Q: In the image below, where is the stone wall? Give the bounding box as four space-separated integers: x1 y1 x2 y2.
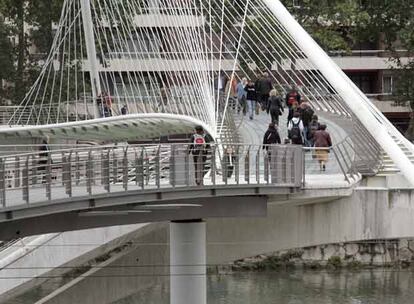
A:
230 239 414 271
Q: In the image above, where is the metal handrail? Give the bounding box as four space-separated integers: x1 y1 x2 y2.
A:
0 143 304 208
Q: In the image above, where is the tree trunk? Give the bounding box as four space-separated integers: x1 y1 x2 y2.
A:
14 0 26 104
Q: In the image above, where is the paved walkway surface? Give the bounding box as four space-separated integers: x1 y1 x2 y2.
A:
235 108 354 186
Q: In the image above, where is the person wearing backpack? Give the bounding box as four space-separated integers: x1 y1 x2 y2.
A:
285 85 301 109
263 123 281 150
287 112 305 145
189 126 213 185
299 101 314 146
267 89 284 125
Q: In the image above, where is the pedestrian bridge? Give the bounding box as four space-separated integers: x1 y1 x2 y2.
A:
0 139 360 240
1 0 414 302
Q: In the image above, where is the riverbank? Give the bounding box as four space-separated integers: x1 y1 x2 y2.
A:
210 240 414 274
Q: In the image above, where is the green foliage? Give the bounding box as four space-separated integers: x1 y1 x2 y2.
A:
327 256 342 268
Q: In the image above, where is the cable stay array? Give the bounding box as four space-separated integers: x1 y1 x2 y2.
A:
5 0 414 183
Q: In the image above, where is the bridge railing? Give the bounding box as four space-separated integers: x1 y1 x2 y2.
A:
0 143 304 208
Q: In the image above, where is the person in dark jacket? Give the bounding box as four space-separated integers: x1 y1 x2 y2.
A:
267 89 284 125
244 79 257 120
307 115 320 147
263 123 281 150
189 126 213 185
255 72 273 111
38 137 50 183
313 124 332 171
298 101 314 146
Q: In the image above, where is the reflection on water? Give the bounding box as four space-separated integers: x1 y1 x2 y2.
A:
6 270 414 303
115 270 414 304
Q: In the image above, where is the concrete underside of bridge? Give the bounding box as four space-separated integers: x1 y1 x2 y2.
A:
5 184 414 304
0 113 213 142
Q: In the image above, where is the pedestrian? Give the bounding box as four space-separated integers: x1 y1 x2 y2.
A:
236 77 248 115
263 123 281 149
102 92 113 117
287 100 299 125
121 105 128 115
313 124 332 171
298 101 314 146
263 123 281 164
255 72 273 111
223 147 237 178
244 79 257 120
267 89 284 125
189 126 213 185
287 112 305 145
307 114 320 147
38 137 50 183
285 85 301 109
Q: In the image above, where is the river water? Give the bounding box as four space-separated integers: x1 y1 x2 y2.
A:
115 270 414 304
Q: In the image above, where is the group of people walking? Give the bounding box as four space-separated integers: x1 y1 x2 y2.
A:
234 72 333 172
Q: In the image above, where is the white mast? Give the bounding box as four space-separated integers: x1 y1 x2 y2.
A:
81 0 102 117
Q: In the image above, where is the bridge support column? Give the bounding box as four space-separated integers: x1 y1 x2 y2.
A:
170 220 206 304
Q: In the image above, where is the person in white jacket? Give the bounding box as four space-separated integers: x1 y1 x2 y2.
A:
287 112 305 145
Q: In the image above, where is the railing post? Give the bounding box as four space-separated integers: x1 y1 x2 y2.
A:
245 147 250 184
62 153 67 187
136 149 144 189
185 146 190 186
31 155 37 185
123 148 129 191
170 145 176 187
22 156 29 204
155 145 161 189
0 158 5 207
46 154 52 201
103 150 110 192
256 148 260 184
264 149 269 184
235 146 240 185
86 151 93 195
112 150 118 184
222 147 228 185
75 151 80 186
66 153 73 197
211 145 216 186
14 156 20 188
294 146 304 187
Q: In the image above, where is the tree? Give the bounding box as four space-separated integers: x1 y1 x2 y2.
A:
0 15 14 104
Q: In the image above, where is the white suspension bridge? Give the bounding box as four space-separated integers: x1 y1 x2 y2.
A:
0 0 414 303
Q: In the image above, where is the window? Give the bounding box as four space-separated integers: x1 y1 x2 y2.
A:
382 76 393 94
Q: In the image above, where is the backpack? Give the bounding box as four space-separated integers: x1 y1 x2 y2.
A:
289 120 302 144
288 92 298 106
266 131 278 144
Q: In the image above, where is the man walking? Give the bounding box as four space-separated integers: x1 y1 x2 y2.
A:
244 79 257 120
256 72 273 111
189 126 213 185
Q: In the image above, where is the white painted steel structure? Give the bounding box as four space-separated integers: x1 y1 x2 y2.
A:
262 0 414 186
